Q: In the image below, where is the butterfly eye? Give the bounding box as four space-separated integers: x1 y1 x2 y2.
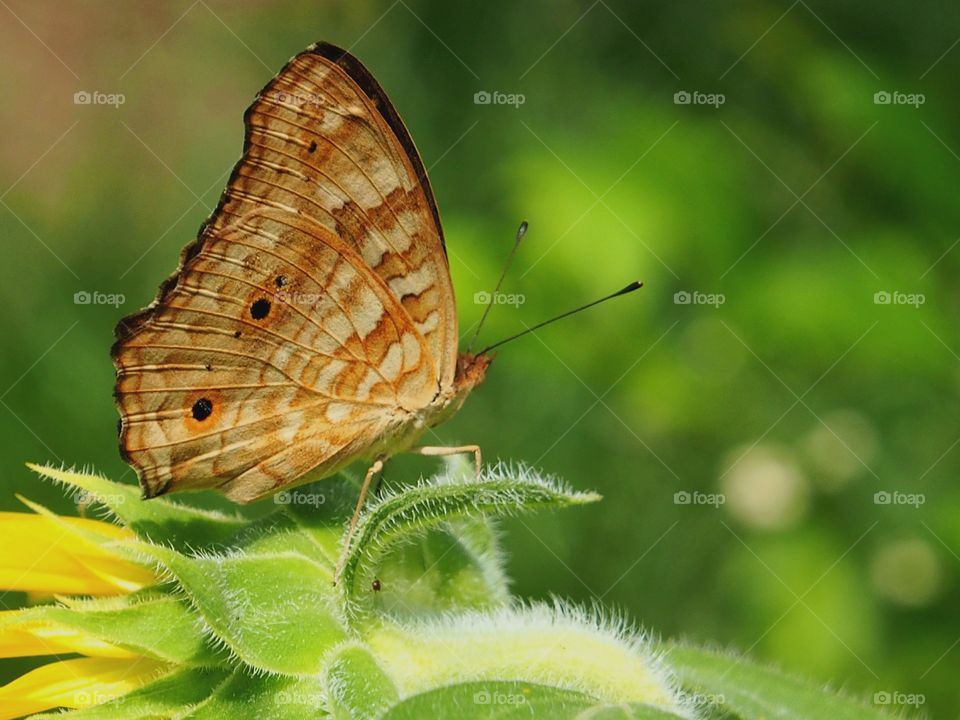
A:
250 298 271 320
191 398 213 421
275 275 287 288
307 141 317 153
372 578 381 592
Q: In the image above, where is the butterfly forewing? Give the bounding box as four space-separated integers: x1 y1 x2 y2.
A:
113 43 457 501
206 42 456 384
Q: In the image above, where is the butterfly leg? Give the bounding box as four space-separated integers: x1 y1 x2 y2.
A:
412 445 482 475
333 457 384 585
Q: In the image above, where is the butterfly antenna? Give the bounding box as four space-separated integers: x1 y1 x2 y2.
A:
477 280 643 355
465 220 529 353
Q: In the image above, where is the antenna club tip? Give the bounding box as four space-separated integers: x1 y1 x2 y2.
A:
517 220 529 239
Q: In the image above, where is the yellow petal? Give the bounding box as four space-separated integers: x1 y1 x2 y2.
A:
72 552 156 594
0 510 155 596
0 612 136 659
0 656 170 719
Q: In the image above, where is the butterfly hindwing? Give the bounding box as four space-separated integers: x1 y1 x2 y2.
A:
116 211 437 500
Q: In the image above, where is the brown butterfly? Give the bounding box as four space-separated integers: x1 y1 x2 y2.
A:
112 41 640 573
113 41 493 507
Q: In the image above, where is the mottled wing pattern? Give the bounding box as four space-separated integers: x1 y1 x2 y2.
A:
113 43 456 502
209 41 457 385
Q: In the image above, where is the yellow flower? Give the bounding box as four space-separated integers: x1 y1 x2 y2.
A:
0 657 169 719
0 504 154 596
0 497 166 719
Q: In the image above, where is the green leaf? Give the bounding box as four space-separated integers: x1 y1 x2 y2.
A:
576 704 690 719
339 463 599 610
367 604 682 711
27 463 245 549
186 669 329 719
446 515 510 599
9 592 222 665
134 543 348 675
381 681 597 719
371 525 508 616
30 667 231 719
666 644 898 720
228 508 338 570
325 643 399 720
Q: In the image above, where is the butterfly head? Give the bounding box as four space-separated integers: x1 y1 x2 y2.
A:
455 351 493 391
438 351 492 416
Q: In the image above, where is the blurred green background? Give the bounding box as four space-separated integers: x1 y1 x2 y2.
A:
2 0 958 715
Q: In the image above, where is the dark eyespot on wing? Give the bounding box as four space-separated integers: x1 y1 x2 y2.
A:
250 298 271 320
192 397 213 421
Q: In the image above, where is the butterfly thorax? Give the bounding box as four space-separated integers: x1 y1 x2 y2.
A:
421 352 492 429
369 352 491 463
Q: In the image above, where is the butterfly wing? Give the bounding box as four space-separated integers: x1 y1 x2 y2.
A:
213 41 457 386
113 43 456 502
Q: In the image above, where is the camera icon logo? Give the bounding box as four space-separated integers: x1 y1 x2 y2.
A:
474 91 491 105
873 91 891 105
74 91 92 105
473 290 492 305
673 290 691 305
873 291 891 305
873 491 891 505
673 91 691 105
674 491 691 505
473 690 491 704
73 291 92 305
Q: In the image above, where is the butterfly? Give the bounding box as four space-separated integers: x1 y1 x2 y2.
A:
112 41 492 517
